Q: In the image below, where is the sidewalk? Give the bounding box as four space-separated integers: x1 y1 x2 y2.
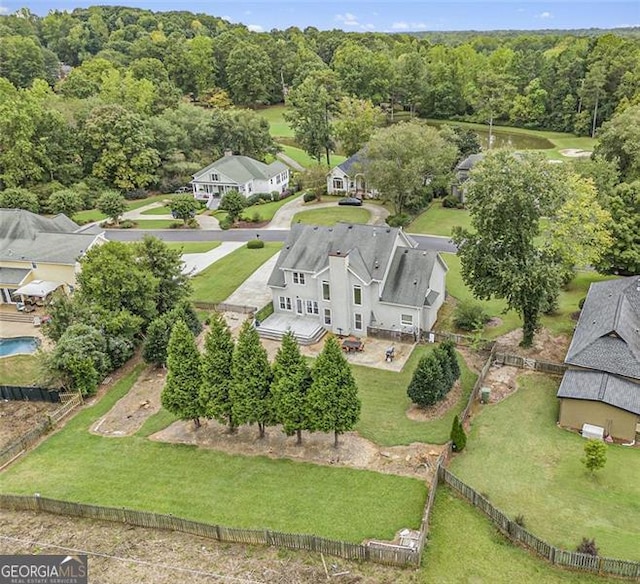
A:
181 242 244 275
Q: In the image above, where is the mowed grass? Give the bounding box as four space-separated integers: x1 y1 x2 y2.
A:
164 241 221 254
279 144 346 168
423 487 622 584
257 104 294 137
353 345 478 446
441 253 615 339
241 194 302 222
293 207 371 226
73 194 175 223
191 242 281 304
0 366 427 543
0 354 41 385
408 200 471 236
130 219 179 229
450 373 640 560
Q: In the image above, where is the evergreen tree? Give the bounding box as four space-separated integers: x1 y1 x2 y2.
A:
230 320 273 438
441 341 461 385
307 336 361 448
450 415 467 452
407 352 446 408
200 312 236 432
434 345 455 396
161 320 203 428
142 312 172 367
271 331 312 445
171 300 203 337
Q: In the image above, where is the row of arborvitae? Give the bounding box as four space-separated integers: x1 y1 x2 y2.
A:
160 314 361 448
407 341 461 408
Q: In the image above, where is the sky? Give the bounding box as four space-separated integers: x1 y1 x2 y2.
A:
1 1 638 32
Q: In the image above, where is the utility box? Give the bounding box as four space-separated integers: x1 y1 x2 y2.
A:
582 423 604 441
480 387 491 404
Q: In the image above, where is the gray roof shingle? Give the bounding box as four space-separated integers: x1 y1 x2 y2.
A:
380 247 440 307
336 150 366 175
455 153 485 172
0 267 31 285
558 369 640 415
194 155 287 184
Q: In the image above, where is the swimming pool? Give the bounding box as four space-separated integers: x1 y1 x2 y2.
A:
0 336 40 358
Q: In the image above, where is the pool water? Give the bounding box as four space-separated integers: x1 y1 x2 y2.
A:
0 336 40 358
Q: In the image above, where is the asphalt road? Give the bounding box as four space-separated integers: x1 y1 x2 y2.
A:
105 228 458 253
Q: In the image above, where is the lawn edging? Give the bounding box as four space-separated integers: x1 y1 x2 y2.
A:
0 494 420 568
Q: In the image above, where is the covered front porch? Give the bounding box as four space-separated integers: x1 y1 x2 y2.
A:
256 313 327 346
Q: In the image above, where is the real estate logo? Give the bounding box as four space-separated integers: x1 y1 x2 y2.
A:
0 555 87 584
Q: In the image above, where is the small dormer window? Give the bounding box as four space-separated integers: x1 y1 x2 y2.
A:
211 173 219 181
293 272 305 285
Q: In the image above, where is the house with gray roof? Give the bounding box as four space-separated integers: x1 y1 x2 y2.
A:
261 223 447 344
192 153 289 209
452 153 485 203
0 208 105 305
326 150 369 196
557 276 640 441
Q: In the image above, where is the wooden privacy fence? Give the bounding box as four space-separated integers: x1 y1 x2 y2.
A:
0 494 420 568
0 392 82 470
439 468 640 579
460 343 497 423
422 330 494 350
0 385 60 403
493 353 567 376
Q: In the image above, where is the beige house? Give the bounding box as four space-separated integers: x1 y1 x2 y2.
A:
0 209 105 306
557 276 640 442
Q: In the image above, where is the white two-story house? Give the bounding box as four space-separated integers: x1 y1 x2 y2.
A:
326 150 368 196
264 223 447 343
192 153 290 209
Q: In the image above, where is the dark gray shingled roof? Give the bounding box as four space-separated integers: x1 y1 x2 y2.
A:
0 267 31 285
0 208 100 265
193 155 287 183
557 369 640 415
268 223 401 288
380 247 441 307
455 153 485 172
565 277 640 381
336 150 366 175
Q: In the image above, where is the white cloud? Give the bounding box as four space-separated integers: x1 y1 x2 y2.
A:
0 5 9 14
391 21 428 31
247 24 264 32
538 11 553 19
243 10 252 15
361 23 376 31
221 15 232 22
335 12 360 26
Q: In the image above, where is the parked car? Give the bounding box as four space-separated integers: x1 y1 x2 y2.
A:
338 197 363 206
175 186 192 193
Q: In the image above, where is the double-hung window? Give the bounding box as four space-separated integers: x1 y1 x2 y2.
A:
293 272 306 285
354 313 363 331
353 285 362 306
306 300 319 315
323 308 332 325
322 281 330 301
279 296 292 311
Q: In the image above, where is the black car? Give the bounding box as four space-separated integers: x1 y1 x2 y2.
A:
338 197 363 206
175 186 192 193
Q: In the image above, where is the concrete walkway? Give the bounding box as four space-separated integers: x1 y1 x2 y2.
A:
121 202 220 230
276 152 305 171
223 252 281 308
181 241 244 275
267 197 390 230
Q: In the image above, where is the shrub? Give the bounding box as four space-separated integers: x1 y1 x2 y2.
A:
119 219 136 229
246 192 272 206
219 217 232 230
407 353 446 407
582 439 607 474
576 538 599 556
450 415 467 452
387 213 411 227
443 194 464 209
169 221 183 229
303 191 316 203
251 211 262 223
453 301 490 331
124 188 148 200
247 239 265 249
578 296 586 310
514 514 526 528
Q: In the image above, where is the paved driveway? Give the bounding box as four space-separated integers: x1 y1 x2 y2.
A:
223 252 281 308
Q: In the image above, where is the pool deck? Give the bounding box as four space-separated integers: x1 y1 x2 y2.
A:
0 306 48 346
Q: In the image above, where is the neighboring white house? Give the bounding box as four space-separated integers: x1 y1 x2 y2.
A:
264 223 447 342
192 153 290 209
326 150 369 196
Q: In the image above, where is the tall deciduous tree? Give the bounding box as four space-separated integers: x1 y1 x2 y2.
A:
230 320 273 438
594 104 640 182
200 312 236 432
271 332 312 445
0 188 39 213
332 97 384 158
162 320 204 428
307 336 360 448
364 120 457 215
226 41 272 107
452 151 568 347
169 194 199 225
48 188 82 217
219 190 247 223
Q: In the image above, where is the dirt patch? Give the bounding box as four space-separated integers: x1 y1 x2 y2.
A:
406 380 462 422
233 220 270 229
559 148 592 158
486 316 502 328
91 365 166 437
0 510 418 584
0 401 58 449
480 364 535 403
151 420 444 481
494 327 570 363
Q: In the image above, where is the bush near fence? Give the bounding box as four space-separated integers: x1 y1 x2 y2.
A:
439 467 640 579
0 494 420 568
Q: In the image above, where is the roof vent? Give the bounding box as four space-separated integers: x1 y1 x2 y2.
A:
336 250 341 255
328 228 333 232
413 280 418 285
404 249 409 254
313 226 318 230
386 228 391 233
348 224 353 229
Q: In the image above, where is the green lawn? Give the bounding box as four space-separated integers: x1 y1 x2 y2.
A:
0 354 41 385
353 345 477 446
423 487 621 583
279 144 347 169
0 366 427 543
191 242 281 304
441 253 615 339
164 241 221 254
450 373 640 561
73 194 177 224
257 104 294 138
293 207 371 226
408 201 471 236
241 194 302 222
140 204 172 215
130 219 178 229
